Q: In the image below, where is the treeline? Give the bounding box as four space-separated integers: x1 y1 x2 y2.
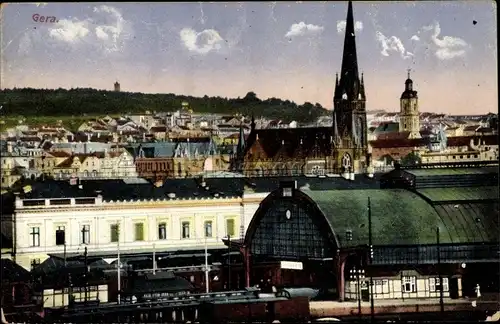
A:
0 88 329 123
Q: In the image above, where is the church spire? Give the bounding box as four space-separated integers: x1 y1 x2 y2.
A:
335 1 361 101
333 110 341 147
237 122 246 157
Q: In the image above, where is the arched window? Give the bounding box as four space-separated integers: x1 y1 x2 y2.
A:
83 170 89 177
342 153 352 172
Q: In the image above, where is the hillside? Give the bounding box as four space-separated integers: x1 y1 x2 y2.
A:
0 88 329 124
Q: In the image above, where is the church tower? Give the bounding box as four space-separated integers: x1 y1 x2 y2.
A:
399 70 421 139
333 1 368 172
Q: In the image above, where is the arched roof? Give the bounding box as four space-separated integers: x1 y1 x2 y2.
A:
244 189 341 252
304 188 451 248
414 186 499 243
245 186 498 251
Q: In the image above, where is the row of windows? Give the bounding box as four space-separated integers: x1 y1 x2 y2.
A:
353 276 449 295
373 245 499 264
137 161 171 172
29 219 237 247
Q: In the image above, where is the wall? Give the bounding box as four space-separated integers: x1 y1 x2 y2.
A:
43 285 108 308
345 271 461 300
14 197 259 270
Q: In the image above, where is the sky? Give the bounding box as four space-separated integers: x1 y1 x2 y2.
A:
0 1 497 115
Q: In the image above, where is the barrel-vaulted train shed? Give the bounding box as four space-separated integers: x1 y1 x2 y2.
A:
226 166 499 301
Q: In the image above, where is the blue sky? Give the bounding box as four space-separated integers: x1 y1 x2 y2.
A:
1 1 497 114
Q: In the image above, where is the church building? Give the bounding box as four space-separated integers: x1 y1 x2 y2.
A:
236 1 369 177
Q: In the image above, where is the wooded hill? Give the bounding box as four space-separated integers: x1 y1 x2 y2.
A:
0 88 329 123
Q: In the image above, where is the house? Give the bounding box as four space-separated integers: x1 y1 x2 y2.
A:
149 126 168 141
51 152 103 178
34 151 72 177
463 125 481 136
129 114 157 130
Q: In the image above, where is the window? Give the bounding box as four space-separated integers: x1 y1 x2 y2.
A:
402 276 416 293
110 224 119 243
81 225 90 244
282 187 292 197
135 223 144 241
430 277 449 292
182 221 190 239
30 227 40 247
158 222 167 240
204 221 213 238
55 226 65 246
346 230 353 241
30 258 41 270
226 219 235 237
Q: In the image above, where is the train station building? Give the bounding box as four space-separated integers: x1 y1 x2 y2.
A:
224 165 499 301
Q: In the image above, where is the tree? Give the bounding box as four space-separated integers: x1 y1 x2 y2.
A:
400 151 421 167
243 91 259 103
0 88 328 124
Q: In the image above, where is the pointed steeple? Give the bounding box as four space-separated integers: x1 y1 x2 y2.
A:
207 131 218 155
334 1 362 101
333 110 342 148
236 122 246 158
359 72 365 99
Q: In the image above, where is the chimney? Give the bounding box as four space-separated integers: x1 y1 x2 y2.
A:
87 133 90 142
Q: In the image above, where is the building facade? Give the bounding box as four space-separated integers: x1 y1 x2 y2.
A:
222 167 499 301
4 178 260 271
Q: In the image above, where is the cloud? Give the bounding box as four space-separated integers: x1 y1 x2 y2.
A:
428 22 468 60
409 22 468 61
336 20 363 34
28 5 132 54
375 32 413 59
180 28 225 55
49 19 90 43
285 22 324 38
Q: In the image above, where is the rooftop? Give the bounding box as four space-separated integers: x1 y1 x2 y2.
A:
302 188 498 248
416 186 498 203
405 167 498 177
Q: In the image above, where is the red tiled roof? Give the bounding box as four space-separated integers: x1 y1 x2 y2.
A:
370 134 498 149
369 137 426 148
376 131 410 140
